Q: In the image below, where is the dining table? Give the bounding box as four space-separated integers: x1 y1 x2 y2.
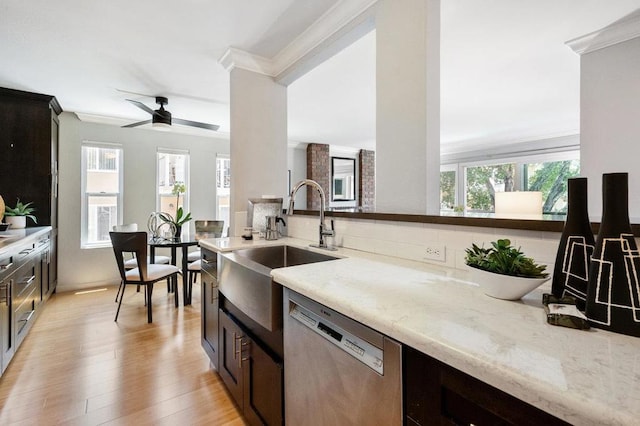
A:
148 234 199 306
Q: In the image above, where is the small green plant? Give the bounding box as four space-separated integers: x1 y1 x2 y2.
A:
5 199 37 224
465 239 548 278
159 207 192 227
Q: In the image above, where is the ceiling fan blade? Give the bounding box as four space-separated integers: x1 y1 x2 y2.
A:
126 99 155 115
122 119 152 128
173 117 220 131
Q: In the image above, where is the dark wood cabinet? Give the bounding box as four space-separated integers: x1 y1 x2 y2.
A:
201 248 219 368
218 308 283 426
404 345 569 426
219 309 244 406
0 87 60 294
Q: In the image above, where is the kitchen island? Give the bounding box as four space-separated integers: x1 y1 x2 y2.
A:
201 236 640 425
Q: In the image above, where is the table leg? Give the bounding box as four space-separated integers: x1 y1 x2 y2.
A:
182 245 190 305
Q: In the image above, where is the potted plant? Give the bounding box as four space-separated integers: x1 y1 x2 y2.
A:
159 207 192 238
4 199 37 229
158 182 191 239
465 238 549 300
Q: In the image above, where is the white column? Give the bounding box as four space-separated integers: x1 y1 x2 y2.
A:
568 12 640 220
375 0 440 214
229 68 288 235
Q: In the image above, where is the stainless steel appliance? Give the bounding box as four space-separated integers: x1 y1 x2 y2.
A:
264 215 285 241
284 289 402 425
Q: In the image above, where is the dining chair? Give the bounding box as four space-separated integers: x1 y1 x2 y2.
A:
110 231 180 323
112 223 171 302
187 220 225 262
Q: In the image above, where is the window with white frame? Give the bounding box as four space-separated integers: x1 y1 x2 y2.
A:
157 149 189 219
216 155 230 235
81 143 123 248
441 150 580 215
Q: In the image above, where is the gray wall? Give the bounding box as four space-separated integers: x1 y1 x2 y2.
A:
57 112 229 291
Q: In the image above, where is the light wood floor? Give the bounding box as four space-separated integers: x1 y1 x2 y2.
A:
0 280 245 425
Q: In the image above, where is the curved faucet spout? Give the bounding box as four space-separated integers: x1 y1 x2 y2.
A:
288 179 335 250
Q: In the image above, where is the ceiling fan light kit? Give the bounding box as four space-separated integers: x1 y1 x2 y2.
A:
124 96 219 131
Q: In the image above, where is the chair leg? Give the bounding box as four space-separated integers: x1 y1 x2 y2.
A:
146 283 153 323
115 280 123 302
115 283 126 321
174 274 179 308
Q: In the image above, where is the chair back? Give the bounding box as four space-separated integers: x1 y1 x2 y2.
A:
110 231 148 281
113 223 138 232
195 220 224 240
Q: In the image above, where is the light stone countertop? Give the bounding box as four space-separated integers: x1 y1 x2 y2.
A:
200 236 640 425
0 226 52 256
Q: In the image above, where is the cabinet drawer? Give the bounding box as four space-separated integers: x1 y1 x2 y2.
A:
15 287 36 340
0 253 16 279
13 259 37 302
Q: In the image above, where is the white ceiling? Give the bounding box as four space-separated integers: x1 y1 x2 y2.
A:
1 0 639 151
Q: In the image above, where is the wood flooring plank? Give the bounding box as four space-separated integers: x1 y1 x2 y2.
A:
0 281 244 426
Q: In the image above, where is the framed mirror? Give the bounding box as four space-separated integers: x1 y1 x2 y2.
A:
332 157 356 201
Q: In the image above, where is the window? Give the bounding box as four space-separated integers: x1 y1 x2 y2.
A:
465 162 517 213
442 150 580 216
440 165 457 211
81 143 122 248
157 149 189 219
216 155 230 235
523 158 580 213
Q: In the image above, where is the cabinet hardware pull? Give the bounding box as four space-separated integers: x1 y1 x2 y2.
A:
202 258 211 264
233 332 244 361
21 275 36 286
0 262 13 270
233 332 238 359
18 310 35 324
240 340 250 364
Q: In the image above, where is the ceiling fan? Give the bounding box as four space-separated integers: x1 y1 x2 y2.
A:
123 96 220 131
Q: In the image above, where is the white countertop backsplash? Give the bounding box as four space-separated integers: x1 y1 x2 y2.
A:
200 233 640 425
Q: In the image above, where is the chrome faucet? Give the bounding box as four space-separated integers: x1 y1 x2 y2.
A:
288 179 336 250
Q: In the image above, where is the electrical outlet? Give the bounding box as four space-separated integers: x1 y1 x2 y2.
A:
424 244 446 262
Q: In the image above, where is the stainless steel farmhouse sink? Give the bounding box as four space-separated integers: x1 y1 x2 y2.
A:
218 245 339 331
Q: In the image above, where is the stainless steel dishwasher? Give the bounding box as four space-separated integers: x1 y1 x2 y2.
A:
284 289 402 425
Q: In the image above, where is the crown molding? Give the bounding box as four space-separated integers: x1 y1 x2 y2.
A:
273 0 377 85
217 0 377 83
218 47 275 76
566 9 640 55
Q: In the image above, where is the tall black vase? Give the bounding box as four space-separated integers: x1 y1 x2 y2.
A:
551 178 595 310
585 173 640 337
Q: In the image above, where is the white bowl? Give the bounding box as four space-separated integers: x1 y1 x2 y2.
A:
469 267 550 300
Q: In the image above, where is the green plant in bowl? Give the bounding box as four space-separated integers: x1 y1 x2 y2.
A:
465 239 547 278
465 239 549 300
4 199 37 224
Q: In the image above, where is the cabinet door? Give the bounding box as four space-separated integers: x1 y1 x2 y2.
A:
218 309 245 409
201 270 218 368
404 346 569 426
243 337 283 426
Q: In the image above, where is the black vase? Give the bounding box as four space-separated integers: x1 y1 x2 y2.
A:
174 224 182 239
585 173 640 337
551 178 595 310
